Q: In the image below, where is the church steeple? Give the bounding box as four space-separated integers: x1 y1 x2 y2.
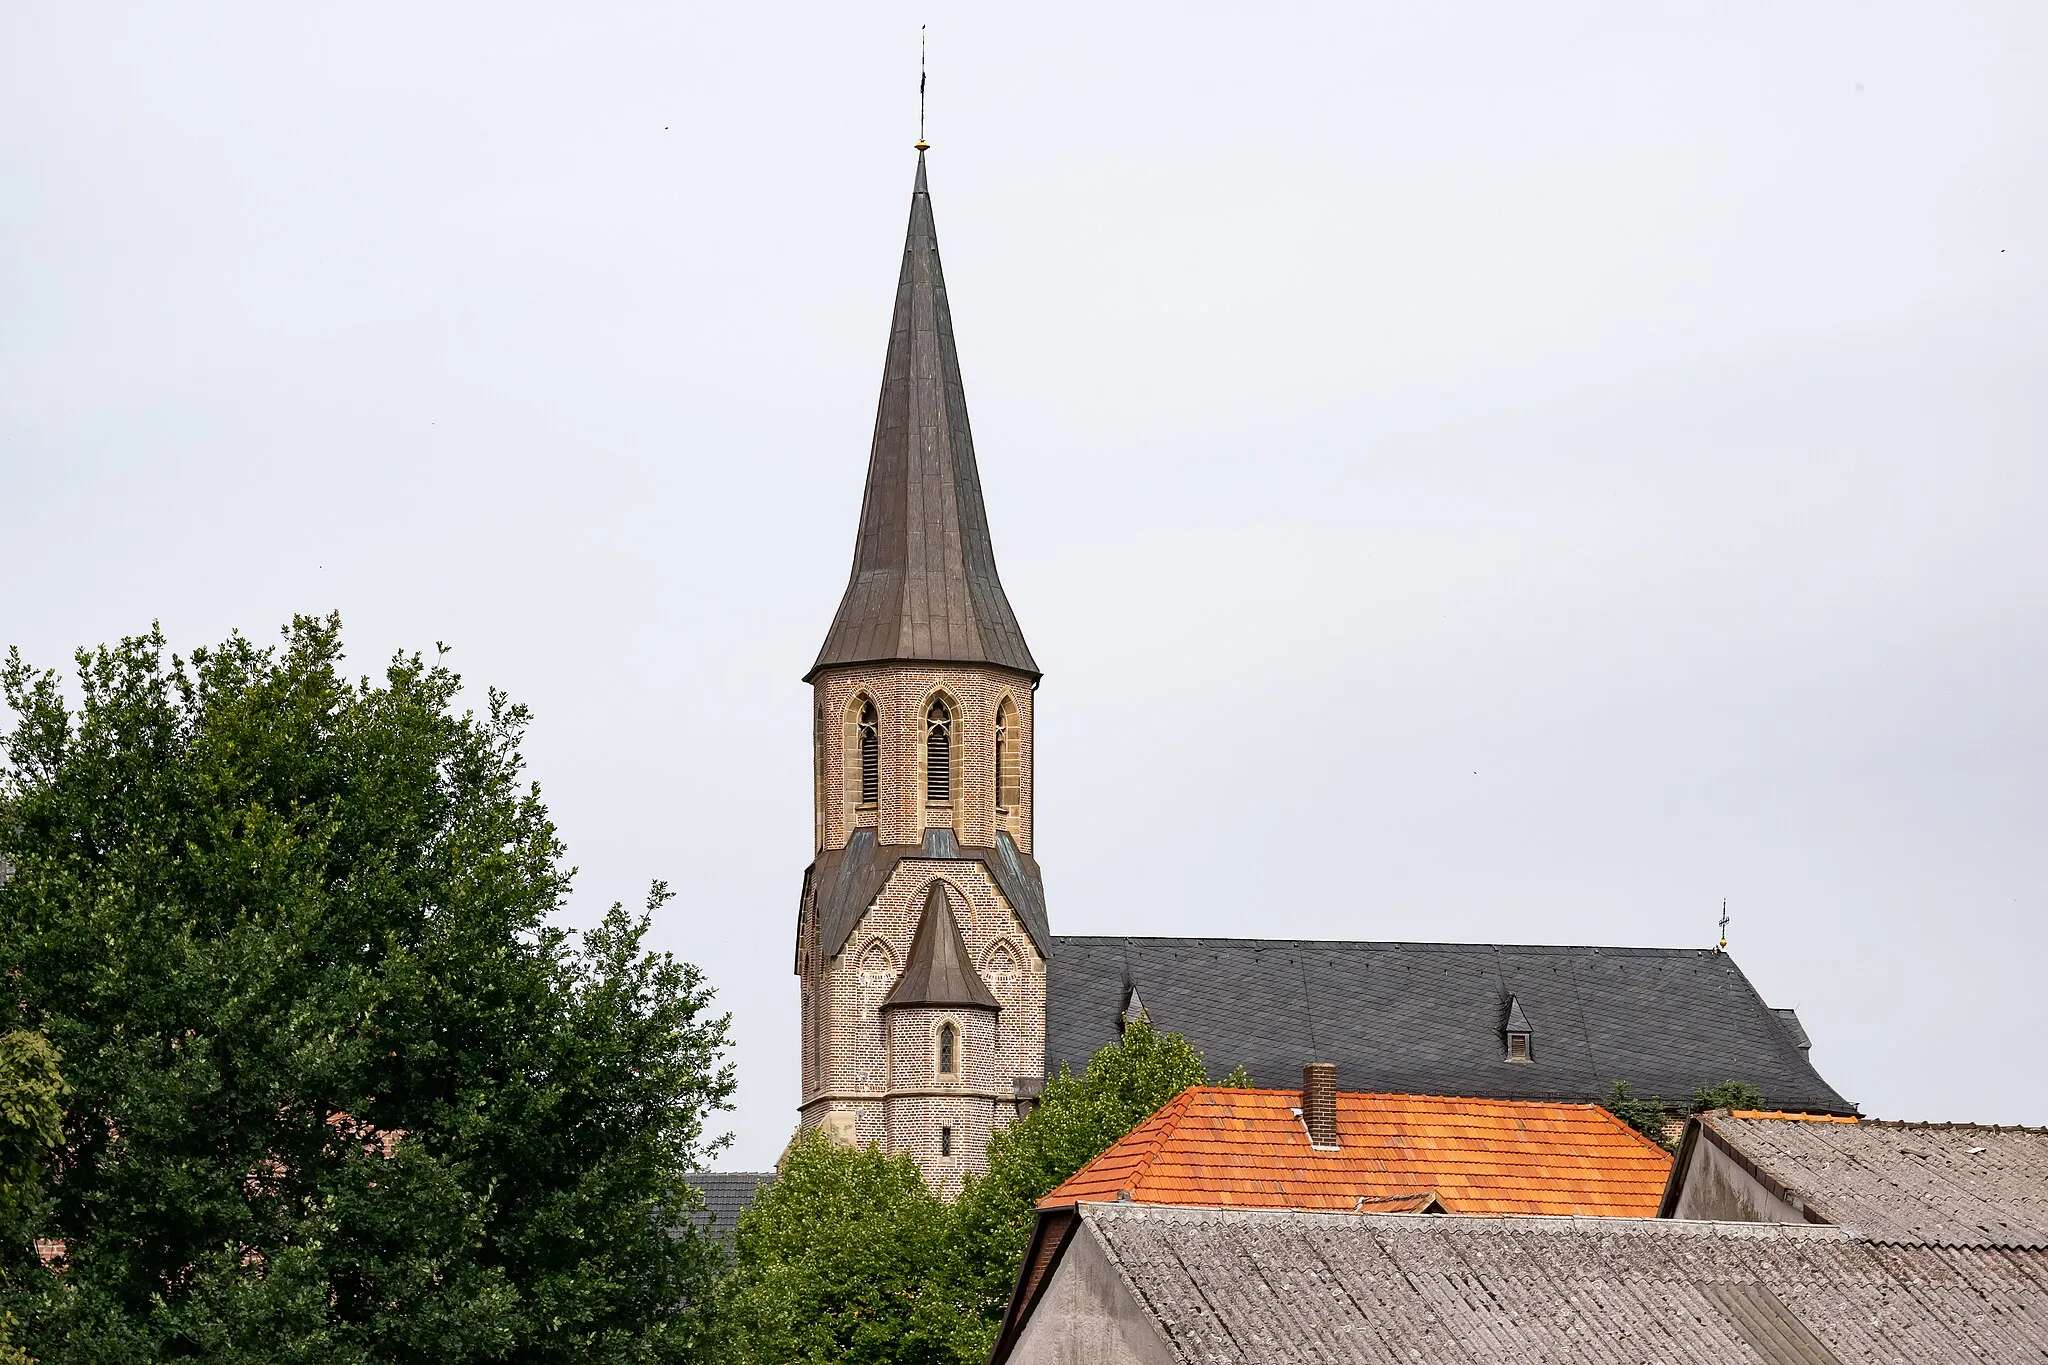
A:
808 152 1038 682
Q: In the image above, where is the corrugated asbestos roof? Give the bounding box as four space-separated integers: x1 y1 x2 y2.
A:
1679 1110 2048 1247
1046 937 1851 1114
808 827 1050 961
808 151 1037 682
882 882 1001 1010
1020 1204 2048 1365
683 1171 773 1240
1039 1087 1673 1217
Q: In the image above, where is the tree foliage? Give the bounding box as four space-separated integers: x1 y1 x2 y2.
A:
705 1133 960 1365
706 1020 1242 1364
1691 1079 1766 1115
948 1019 1229 1343
0 1032 63 1231
1605 1078 1768 1152
0 617 735 1364
0 1031 64 1365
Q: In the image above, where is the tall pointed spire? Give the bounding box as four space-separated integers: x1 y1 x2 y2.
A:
808 152 1039 682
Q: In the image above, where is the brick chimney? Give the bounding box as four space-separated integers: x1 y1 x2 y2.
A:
1302 1062 1339 1149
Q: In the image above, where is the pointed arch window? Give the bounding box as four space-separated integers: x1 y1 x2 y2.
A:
994 697 1020 812
857 699 879 807
937 1021 958 1077
925 698 952 803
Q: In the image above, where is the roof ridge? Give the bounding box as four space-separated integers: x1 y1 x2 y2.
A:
1050 935 1724 956
1120 1087 1202 1196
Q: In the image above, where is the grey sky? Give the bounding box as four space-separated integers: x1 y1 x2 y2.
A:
4 4 2042 1168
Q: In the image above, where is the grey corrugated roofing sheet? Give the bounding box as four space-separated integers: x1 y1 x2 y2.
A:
1692 1112 2048 1247
1067 1204 2048 1364
882 882 1000 1010
683 1171 773 1239
809 151 1037 682
808 828 1050 960
1046 937 1852 1114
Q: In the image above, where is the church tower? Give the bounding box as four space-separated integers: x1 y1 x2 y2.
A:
795 151 1049 1195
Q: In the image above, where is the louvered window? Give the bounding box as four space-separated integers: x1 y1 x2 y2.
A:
994 698 1019 812
857 700 879 806
925 699 952 803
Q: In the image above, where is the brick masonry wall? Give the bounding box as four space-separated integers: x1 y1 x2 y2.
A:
810 664 1035 855
797 861 1045 1193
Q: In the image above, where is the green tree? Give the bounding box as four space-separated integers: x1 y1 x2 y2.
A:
1691 1079 1766 1114
0 1031 64 1365
1604 1079 1768 1153
705 1132 959 1365
946 1021 1246 1355
1602 1081 1672 1148
0 1032 63 1231
0 617 735 1364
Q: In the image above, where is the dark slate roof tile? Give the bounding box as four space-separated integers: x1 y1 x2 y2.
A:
807 828 1051 960
1046 937 1852 1114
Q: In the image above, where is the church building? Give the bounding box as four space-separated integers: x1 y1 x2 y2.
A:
794 152 1850 1194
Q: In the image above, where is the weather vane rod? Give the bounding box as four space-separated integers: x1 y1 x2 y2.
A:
1717 899 1730 953
916 26 929 151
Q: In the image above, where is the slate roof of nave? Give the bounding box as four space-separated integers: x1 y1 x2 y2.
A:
1045 936 1852 1115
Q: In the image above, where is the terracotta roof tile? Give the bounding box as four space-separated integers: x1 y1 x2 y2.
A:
1041 1088 1673 1218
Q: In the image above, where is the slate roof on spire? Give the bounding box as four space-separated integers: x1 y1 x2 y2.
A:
809 152 1038 682
883 882 1001 1011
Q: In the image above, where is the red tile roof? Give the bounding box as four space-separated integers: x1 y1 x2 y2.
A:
1041 1087 1674 1217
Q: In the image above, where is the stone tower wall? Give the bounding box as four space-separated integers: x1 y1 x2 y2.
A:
797 663 1046 1194
811 664 1034 855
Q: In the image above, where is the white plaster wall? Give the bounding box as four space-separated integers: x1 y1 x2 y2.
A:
1670 1133 1807 1224
1009 1224 1181 1365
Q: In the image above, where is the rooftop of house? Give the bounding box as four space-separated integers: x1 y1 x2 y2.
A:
1040 1086 1674 1217
1664 1109 2048 1247
993 1203 2048 1365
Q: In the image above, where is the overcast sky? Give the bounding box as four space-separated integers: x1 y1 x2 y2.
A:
4 3 2043 1168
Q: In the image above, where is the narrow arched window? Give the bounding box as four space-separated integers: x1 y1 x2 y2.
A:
938 1022 958 1077
925 698 952 803
857 699 879 806
994 698 1019 812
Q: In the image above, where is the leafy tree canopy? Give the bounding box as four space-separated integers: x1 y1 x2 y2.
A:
0 617 735 1364
0 1031 63 1365
1604 1078 1769 1152
700 1020 1246 1365
950 1020 1245 1355
706 1133 959 1365
1691 1079 1766 1115
0 1032 63 1231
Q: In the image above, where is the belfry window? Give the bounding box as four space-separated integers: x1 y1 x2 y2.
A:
938 1021 958 1077
925 699 952 803
857 700 879 806
994 697 1019 812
